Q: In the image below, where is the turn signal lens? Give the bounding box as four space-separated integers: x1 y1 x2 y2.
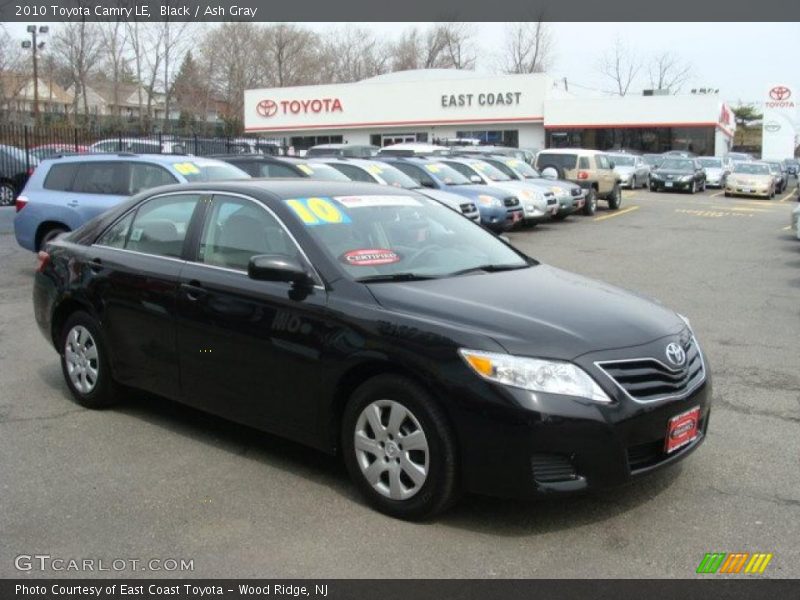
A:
464 354 493 377
577 171 589 180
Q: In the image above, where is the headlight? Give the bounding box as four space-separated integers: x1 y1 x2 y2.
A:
651 172 662 180
519 189 533 199
459 349 611 403
477 195 502 208
681 175 693 182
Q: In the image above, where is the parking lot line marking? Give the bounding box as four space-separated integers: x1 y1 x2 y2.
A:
594 206 639 221
783 226 792 230
733 200 779 207
710 191 725 197
712 206 771 212
779 192 795 203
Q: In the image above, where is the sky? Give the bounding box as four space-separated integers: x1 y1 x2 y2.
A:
4 21 799 111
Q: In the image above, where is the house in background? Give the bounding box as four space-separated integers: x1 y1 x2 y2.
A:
0 72 74 119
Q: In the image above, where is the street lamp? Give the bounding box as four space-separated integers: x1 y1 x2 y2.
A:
21 25 49 122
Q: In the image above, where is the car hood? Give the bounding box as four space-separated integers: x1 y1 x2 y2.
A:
653 169 693 178
449 183 518 202
703 167 724 177
416 188 469 211
367 264 685 360
614 166 635 175
729 173 772 184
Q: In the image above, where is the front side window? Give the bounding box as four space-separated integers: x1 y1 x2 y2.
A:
198 195 297 271
596 155 611 169
126 194 201 258
169 160 250 182
97 212 134 248
331 163 375 183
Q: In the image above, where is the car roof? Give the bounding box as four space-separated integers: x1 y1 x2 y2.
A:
126 178 414 201
38 153 209 165
310 143 376 149
315 157 385 168
537 148 606 155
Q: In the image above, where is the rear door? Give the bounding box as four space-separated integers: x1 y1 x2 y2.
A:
175 193 330 437
69 161 132 223
596 154 616 194
89 192 205 398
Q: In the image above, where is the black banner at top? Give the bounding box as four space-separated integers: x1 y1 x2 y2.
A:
1 0 800 21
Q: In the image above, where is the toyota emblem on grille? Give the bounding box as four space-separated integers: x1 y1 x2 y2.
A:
665 342 686 367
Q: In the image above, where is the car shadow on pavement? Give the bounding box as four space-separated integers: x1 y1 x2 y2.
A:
38 360 681 532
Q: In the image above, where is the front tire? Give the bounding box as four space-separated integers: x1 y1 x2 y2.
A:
60 311 119 409
607 183 622 210
342 375 459 520
582 189 597 216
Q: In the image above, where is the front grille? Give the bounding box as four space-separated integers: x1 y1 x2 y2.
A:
597 338 704 402
504 196 519 207
571 187 582 196
531 454 577 483
460 202 476 214
547 198 557 206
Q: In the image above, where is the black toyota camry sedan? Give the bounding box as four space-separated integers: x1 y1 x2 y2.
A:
33 180 711 519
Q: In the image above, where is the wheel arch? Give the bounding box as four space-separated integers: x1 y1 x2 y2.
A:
50 297 97 351
35 220 71 251
326 359 456 456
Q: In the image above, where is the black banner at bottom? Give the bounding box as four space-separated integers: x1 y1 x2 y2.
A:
2 579 798 600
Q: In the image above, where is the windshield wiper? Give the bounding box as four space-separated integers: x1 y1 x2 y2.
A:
448 263 529 276
356 272 439 283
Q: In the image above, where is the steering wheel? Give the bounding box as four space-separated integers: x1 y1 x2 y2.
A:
405 245 443 268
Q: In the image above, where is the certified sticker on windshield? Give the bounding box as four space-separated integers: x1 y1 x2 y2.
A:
172 162 201 175
334 195 422 208
340 248 401 267
297 164 314 175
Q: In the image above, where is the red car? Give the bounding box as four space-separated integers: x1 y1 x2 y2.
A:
29 144 90 161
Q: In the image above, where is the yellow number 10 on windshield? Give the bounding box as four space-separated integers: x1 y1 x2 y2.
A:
285 197 350 226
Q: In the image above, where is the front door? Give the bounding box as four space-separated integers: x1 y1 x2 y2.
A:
175 194 329 438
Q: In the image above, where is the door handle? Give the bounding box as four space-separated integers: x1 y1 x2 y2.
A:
182 280 207 301
67 200 79 208
89 258 103 273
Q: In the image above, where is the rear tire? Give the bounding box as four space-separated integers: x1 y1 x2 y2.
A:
0 181 16 206
342 374 459 520
607 183 622 210
582 189 597 216
60 311 119 409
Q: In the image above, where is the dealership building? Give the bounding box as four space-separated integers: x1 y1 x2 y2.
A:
244 70 736 156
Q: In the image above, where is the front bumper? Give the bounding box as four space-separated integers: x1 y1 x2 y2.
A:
556 195 584 216
650 179 694 191
450 337 712 499
725 184 771 198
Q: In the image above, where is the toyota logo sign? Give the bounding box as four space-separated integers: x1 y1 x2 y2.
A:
256 99 278 118
769 86 791 101
665 342 686 367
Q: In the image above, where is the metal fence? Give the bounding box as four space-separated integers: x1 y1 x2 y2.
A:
0 123 286 176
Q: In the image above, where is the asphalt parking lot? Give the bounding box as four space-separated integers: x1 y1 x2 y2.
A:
1 184 799 579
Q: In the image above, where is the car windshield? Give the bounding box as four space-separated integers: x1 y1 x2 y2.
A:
420 162 471 185
659 159 694 170
733 163 770 175
467 161 512 181
286 194 529 280
642 155 662 166
610 155 635 166
502 158 541 178
293 162 350 181
765 163 781 172
697 158 722 168
170 160 250 182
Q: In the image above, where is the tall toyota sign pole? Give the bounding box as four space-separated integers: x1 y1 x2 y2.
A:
761 84 797 160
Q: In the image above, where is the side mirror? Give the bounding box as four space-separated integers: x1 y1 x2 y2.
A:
421 179 436 188
470 175 482 184
248 255 313 288
608 161 616 169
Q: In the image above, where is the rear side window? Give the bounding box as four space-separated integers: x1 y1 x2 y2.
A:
578 157 590 169
97 212 134 248
43 163 80 191
538 153 578 170
393 163 435 187
73 162 130 195
597 155 611 169
126 194 202 258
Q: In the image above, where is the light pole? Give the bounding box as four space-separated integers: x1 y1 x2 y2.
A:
21 25 49 122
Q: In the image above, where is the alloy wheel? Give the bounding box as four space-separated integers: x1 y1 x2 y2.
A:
0 183 15 206
64 325 99 394
354 399 429 500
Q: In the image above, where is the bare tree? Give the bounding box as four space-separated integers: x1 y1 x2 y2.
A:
598 36 641 96
51 19 103 120
499 21 553 74
319 26 391 83
0 25 25 110
98 21 129 119
198 23 264 128
159 20 193 130
260 24 319 87
390 24 476 71
647 51 692 94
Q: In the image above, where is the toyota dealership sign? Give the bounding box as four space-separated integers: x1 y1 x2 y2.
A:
762 84 798 160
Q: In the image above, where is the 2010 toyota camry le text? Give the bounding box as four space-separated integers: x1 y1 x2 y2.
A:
33 179 711 520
